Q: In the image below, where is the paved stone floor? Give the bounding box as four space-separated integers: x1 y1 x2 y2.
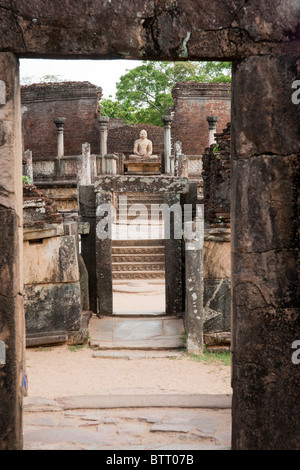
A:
23 395 232 450
89 315 185 350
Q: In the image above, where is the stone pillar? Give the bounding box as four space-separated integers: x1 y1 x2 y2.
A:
0 53 24 450
79 185 98 314
231 54 300 450
169 155 175 175
164 192 183 314
95 191 113 315
54 117 66 176
206 116 219 146
104 154 118 175
184 210 204 354
97 116 109 174
23 149 33 183
77 142 91 186
174 141 182 176
162 114 173 174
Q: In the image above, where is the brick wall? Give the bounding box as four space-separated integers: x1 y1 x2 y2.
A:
21 81 102 158
202 123 231 228
171 82 231 156
107 120 164 157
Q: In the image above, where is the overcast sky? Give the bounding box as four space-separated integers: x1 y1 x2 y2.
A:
19 58 144 99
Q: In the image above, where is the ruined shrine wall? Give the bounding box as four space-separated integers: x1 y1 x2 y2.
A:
171 82 231 156
21 82 101 158
202 123 231 228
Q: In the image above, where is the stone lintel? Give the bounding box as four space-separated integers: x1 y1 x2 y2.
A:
23 223 64 241
94 175 190 194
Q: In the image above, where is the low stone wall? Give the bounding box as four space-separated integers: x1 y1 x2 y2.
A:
35 182 79 214
24 234 84 346
31 154 98 181
23 184 87 347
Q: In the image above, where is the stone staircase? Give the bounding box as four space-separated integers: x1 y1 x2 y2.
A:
112 240 165 279
112 192 166 280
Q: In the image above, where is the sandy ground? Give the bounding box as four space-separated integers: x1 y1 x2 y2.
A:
25 283 231 399
25 344 232 399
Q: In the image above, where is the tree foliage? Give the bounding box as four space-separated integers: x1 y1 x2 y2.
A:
101 61 231 126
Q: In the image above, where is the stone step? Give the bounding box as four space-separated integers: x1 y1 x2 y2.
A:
89 315 184 350
121 192 165 199
119 201 166 207
115 218 165 224
112 253 165 264
112 239 165 247
112 271 165 280
116 212 165 220
112 261 165 272
112 246 165 255
117 204 167 211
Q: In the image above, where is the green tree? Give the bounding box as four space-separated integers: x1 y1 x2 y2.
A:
101 61 231 126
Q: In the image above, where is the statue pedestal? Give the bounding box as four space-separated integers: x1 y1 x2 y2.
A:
124 155 161 175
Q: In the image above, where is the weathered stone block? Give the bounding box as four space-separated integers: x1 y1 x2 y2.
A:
0 80 5 105
23 235 79 286
232 54 300 158
24 282 82 336
203 240 231 280
94 175 190 195
203 279 231 333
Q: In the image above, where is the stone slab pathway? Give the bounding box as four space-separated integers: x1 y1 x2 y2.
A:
23 395 232 450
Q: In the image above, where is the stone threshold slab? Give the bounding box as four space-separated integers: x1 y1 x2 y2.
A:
89 339 184 350
92 350 183 359
111 311 166 316
55 394 232 410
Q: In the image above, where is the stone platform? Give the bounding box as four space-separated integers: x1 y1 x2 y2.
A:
89 315 184 350
124 156 161 175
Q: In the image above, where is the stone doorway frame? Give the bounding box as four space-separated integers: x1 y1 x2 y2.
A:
80 175 197 317
0 2 299 451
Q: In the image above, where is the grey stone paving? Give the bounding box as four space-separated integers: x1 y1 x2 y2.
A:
23 395 232 450
89 315 185 350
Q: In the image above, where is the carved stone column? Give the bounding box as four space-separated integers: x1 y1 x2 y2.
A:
23 149 33 183
164 192 183 314
162 114 173 174
95 191 113 315
79 185 98 314
104 154 118 175
206 115 219 146
97 116 109 174
54 117 66 176
77 142 91 186
184 208 204 354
